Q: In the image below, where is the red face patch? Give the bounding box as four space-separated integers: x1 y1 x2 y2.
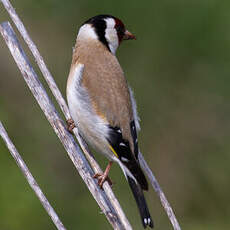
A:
114 18 126 43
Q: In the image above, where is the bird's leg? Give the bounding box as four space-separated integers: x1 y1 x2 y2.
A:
67 118 75 133
93 161 113 188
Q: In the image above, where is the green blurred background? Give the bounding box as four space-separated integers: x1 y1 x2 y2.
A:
1 0 230 229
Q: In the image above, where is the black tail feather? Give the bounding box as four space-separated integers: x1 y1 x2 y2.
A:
124 157 149 191
127 176 154 228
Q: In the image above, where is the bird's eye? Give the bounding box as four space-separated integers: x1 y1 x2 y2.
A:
114 18 126 42
115 25 125 35
115 24 125 42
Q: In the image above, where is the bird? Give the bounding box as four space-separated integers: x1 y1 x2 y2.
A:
66 14 154 228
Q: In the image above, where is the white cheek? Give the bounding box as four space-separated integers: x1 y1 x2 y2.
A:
104 18 119 54
105 28 119 54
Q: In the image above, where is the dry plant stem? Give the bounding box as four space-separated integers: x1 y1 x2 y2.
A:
0 0 104 173
0 0 96 171
139 153 181 230
1 0 69 117
0 0 131 228
0 122 67 230
1 1 182 229
0 22 130 230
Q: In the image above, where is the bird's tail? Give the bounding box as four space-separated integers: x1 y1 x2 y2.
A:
127 175 154 228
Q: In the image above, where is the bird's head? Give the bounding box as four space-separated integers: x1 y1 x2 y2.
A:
77 15 136 54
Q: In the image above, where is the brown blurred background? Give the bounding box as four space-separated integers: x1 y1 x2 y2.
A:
1 0 230 229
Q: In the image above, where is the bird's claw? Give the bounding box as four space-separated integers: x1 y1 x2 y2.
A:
67 118 75 133
93 173 113 188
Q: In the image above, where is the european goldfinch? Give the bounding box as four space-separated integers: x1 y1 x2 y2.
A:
66 15 153 228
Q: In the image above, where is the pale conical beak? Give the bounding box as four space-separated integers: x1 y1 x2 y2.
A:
123 30 136 40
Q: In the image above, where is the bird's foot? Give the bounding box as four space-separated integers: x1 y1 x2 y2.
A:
93 173 113 188
67 118 75 133
93 161 113 188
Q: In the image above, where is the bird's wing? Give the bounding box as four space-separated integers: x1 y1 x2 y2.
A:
106 123 148 190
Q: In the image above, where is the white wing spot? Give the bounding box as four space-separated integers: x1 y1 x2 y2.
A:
144 218 148 225
119 142 126 147
121 157 129 162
